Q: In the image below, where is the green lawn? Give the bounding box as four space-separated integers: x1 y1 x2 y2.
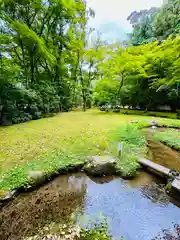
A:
0 109 180 192
153 129 180 151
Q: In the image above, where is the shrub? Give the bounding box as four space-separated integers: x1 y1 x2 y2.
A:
112 124 146 177
176 110 180 119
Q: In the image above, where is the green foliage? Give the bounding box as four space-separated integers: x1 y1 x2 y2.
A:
153 129 180 151
80 220 112 240
95 37 180 111
94 78 120 106
79 215 124 240
111 124 146 177
120 109 177 119
0 0 95 124
128 0 180 44
118 151 140 178
0 151 84 190
1 0 180 124
128 9 158 45
118 124 145 147
95 44 146 107
153 0 180 40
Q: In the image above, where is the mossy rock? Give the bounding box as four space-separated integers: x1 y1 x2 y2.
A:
84 156 117 176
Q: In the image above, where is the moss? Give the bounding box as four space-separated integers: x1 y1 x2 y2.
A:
0 152 84 191
1 109 180 192
153 129 180 151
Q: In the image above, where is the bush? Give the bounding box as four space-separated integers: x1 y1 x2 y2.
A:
112 124 146 177
118 124 145 147
79 218 124 240
80 223 112 240
176 110 180 119
0 82 73 126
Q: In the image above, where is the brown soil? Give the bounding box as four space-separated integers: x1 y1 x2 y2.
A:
0 174 87 240
147 137 180 171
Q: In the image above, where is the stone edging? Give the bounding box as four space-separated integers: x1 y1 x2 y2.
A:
0 162 84 207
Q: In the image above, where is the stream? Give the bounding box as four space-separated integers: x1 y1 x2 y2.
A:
145 128 180 171
0 131 180 240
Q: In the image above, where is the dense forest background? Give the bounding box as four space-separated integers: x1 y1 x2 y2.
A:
0 0 180 125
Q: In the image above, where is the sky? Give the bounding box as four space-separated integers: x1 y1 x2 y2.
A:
87 0 163 41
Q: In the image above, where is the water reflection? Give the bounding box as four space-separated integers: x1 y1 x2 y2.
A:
153 224 180 240
0 172 180 240
127 171 162 188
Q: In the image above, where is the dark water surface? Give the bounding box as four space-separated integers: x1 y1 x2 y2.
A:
0 172 180 240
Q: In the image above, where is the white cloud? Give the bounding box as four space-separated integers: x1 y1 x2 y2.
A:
87 0 163 31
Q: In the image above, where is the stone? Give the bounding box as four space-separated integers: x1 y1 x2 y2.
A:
28 170 45 180
151 126 157 129
0 190 17 203
129 120 138 124
150 120 158 126
83 156 117 176
28 170 46 185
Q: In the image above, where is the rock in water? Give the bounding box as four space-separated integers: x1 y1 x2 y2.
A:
83 156 117 176
0 190 17 203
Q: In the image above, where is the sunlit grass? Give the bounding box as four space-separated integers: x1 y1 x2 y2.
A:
154 129 180 150
0 109 180 191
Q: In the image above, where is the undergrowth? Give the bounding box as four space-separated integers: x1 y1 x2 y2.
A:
110 124 146 177
153 130 180 151
0 151 84 191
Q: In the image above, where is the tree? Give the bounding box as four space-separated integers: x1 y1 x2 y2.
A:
0 0 90 124
94 37 180 112
97 44 146 106
153 0 180 40
127 8 158 45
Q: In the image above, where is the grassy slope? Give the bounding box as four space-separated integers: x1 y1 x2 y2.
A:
0 109 180 191
154 129 180 151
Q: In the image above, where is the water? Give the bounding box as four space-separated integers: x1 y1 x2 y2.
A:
0 172 180 240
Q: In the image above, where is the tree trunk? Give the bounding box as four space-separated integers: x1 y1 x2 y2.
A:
82 93 86 112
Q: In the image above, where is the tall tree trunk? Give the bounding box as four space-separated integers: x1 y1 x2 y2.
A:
79 61 86 111
82 90 86 112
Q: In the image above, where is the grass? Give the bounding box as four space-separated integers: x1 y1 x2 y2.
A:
121 109 177 119
0 109 180 192
110 124 146 177
153 129 180 151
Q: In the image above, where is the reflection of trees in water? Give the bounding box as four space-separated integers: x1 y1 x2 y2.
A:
140 183 170 205
0 174 87 240
89 175 115 184
152 224 180 240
